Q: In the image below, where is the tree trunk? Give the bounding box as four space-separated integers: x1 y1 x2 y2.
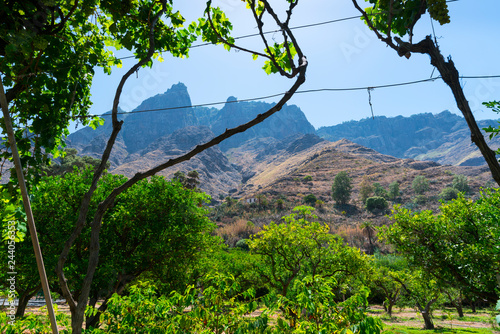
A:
386 302 393 317
421 310 435 330
15 285 41 317
455 303 464 318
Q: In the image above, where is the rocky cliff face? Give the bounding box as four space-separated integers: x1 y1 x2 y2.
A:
66 83 317 197
68 83 316 157
317 111 500 166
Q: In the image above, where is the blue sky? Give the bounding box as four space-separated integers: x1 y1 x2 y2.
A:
86 0 500 131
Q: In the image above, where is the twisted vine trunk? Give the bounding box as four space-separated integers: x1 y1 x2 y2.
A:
395 36 500 186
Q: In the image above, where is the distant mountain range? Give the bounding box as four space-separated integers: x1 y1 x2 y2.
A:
317 111 500 167
66 82 499 197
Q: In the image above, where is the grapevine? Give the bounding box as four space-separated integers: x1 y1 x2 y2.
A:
426 0 450 25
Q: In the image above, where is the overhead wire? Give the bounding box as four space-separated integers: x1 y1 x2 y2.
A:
116 0 460 61
87 75 500 118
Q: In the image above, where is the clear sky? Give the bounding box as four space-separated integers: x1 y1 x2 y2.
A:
85 0 500 132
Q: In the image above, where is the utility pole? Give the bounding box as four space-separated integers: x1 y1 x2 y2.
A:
0 77 59 333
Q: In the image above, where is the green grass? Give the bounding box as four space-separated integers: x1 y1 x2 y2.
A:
382 324 496 334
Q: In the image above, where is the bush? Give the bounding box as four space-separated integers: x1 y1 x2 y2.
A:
303 194 317 205
235 238 249 251
412 176 429 194
413 195 427 205
439 187 459 201
452 174 470 193
303 175 313 182
366 196 388 212
373 183 388 199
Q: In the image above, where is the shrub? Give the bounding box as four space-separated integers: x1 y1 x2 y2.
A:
452 174 470 194
303 194 317 205
412 175 429 194
235 239 249 251
303 175 313 182
373 182 389 199
439 187 459 201
413 195 427 205
366 196 388 212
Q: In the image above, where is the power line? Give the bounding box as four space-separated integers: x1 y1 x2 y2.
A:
91 74 500 118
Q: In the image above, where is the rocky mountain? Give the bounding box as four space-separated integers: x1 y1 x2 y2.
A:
316 111 500 166
67 82 316 166
63 82 500 199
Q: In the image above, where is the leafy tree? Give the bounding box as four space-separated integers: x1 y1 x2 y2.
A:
331 171 353 206
412 175 429 194
352 0 500 185
370 253 408 317
0 168 216 328
379 190 500 304
366 196 388 212
388 181 400 201
394 269 442 330
439 187 459 201
359 176 373 204
452 174 470 194
248 206 369 325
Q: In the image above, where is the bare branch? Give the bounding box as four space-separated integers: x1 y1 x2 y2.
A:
205 7 268 59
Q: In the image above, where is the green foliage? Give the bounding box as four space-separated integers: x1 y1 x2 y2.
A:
331 171 353 206
248 207 369 300
379 189 500 301
0 168 217 318
98 273 383 334
366 196 388 212
370 253 408 316
359 177 373 204
100 276 263 334
235 238 249 251
302 193 317 206
452 174 470 194
373 182 388 199
1 305 70 334
439 187 459 201
363 0 449 38
388 181 400 201
41 148 109 176
302 175 313 182
412 194 427 205
412 175 429 194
